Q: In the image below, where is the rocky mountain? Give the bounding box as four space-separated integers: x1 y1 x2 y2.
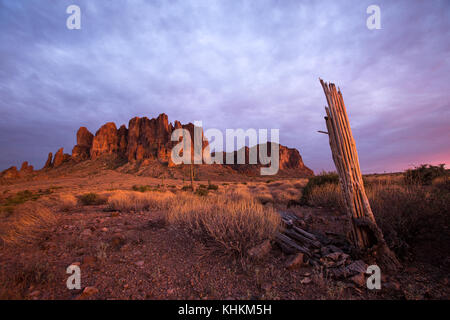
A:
217 142 313 176
1 113 313 178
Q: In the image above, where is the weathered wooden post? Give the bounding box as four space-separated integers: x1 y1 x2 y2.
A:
319 79 400 269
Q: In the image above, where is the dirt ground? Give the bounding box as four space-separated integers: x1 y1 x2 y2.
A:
0 170 448 300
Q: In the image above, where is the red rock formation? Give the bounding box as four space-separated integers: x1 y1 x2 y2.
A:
72 127 94 162
53 148 65 167
220 142 313 176
43 152 53 169
90 122 119 160
1 166 19 179
126 114 173 162
278 144 311 171
117 125 128 156
28 113 311 177
77 127 94 147
20 161 34 175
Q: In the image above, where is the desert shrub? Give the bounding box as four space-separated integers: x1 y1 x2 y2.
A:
227 188 254 202
181 185 193 191
255 192 274 205
0 202 56 245
301 172 339 205
59 194 77 211
207 184 219 190
363 174 403 187
432 175 450 192
167 193 280 256
369 183 450 261
195 188 209 197
132 185 160 192
79 192 106 205
404 164 447 185
305 183 345 211
271 187 302 205
107 190 174 212
294 168 450 262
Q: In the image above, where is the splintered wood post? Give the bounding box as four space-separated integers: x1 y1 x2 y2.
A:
319 79 400 270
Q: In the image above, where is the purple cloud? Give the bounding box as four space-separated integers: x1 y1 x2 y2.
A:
0 0 449 173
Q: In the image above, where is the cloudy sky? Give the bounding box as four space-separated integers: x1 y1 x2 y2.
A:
0 0 449 173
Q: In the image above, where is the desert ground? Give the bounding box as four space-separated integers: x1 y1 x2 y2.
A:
0 161 448 300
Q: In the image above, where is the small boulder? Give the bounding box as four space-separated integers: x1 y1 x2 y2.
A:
301 277 312 284
110 233 126 249
77 286 99 299
285 253 305 270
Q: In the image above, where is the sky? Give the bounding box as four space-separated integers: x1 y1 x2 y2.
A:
0 0 449 173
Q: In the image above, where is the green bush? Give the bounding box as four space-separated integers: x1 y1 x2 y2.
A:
404 164 447 185
300 172 339 205
181 185 193 192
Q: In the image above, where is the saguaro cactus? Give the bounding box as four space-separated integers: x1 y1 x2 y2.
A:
319 79 400 269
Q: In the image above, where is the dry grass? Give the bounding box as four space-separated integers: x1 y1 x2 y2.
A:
307 183 345 211
167 192 281 256
0 260 55 299
367 183 449 260
0 202 57 245
78 192 108 205
59 194 77 211
271 187 302 205
107 190 175 212
302 174 450 262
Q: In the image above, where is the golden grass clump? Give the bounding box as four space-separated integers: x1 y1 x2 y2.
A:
107 190 174 212
0 202 56 245
307 183 345 211
59 194 78 211
270 187 302 204
167 192 281 255
226 187 254 202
